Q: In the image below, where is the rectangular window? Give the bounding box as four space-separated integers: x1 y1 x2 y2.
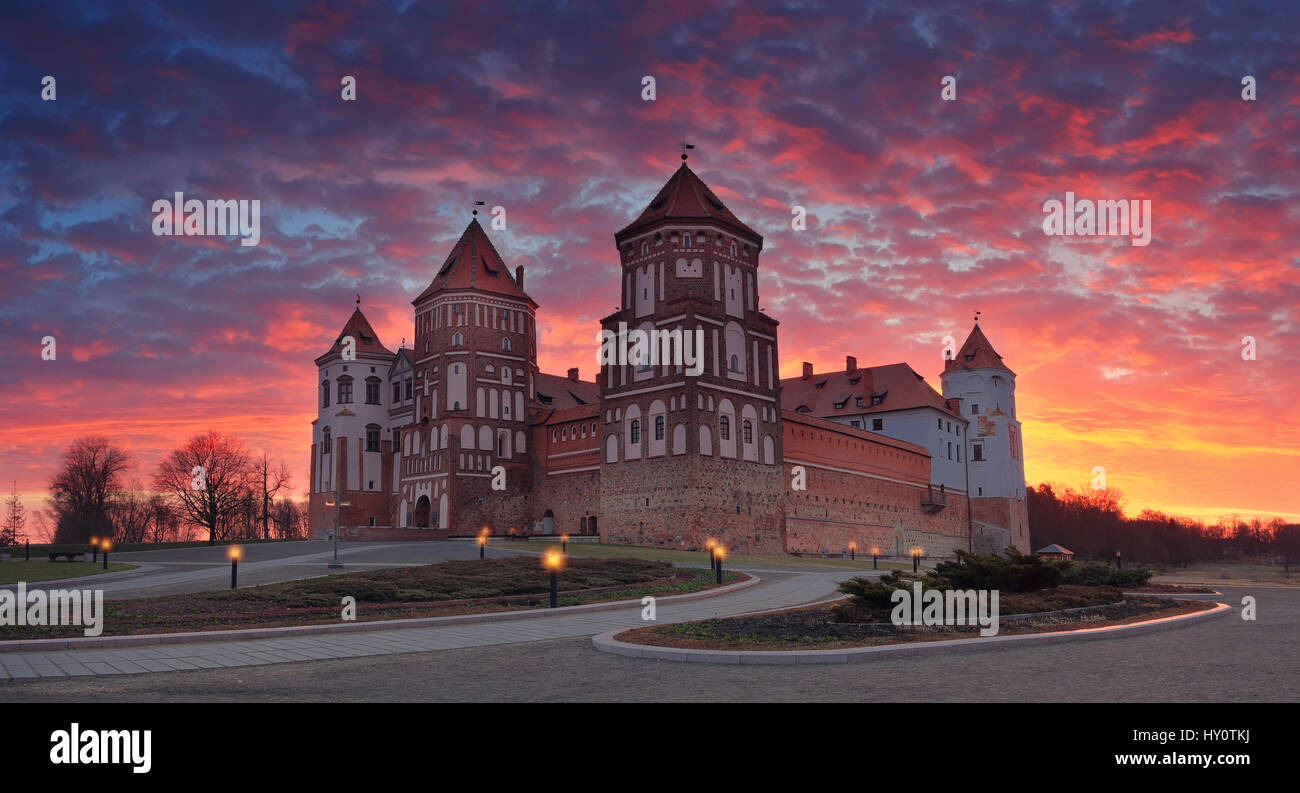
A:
338 380 353 404
392 429 401 449
366 380 381 405
872 418 883 431
393 382 401 402
972 444 983 461
971 404 979 414
366 428 380 452
937 418 942 430
947 441 952 460
405 378 413 399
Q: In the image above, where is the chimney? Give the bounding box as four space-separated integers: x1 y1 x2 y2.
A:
567 367 579 382
515 265 525 290
846 355 857 373
802 362 814 379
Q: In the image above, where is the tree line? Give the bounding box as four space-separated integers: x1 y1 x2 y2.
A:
6 432 308 547
1028 483 1300 568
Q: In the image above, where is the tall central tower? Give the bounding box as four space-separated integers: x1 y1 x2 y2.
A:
598 158 785 553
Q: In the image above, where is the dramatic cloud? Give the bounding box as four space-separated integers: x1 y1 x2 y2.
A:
1 0 1296 523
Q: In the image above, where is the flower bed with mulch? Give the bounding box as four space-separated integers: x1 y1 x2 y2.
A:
0 557 745 640
615 591 1216 652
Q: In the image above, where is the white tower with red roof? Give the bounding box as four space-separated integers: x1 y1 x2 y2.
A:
310 303 397 537
940 323 1030 553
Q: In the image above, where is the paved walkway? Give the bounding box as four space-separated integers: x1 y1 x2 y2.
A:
0 569 850 681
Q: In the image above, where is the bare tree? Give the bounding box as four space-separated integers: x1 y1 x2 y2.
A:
153 431 258 545
49 436 131 544
256 453 291 540
109 481 153 543
2 481 25 547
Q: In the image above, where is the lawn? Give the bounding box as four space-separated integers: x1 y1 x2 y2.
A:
495 540 924 571
0 556 744 640
0 561 137 584
1151 560 1298 586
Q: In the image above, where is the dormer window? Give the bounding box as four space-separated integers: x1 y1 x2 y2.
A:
870 392 885 406
813 379 827 389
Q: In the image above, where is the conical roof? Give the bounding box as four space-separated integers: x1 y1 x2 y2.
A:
315 307 394 364
616 162 761 242
945 324 1014 375
413 218 533 305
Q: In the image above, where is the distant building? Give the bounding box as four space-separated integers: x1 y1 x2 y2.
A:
309 159 1031 555
1036 544 1074 561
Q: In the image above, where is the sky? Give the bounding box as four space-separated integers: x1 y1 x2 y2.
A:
0 0 1297 525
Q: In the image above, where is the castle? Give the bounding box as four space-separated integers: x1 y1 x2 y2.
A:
308 159 1029 557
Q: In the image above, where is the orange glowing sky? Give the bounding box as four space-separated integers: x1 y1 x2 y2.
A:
0 1 1297 526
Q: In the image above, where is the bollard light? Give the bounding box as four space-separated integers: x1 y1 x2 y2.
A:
911 546 921 573
848 541 857 561
706 537 717 571
561 534 569 555
714 546 726 584
229 545 242 589
102 539 113 570
871 546 879 570
91 535 99 564
25 539 30 561
543 551 564 608
1116 550 1122 570
477 528 490 559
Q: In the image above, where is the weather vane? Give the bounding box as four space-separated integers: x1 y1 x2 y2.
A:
974 310 981 324
356 293 361 308
680 141 695 161
472 200 485 217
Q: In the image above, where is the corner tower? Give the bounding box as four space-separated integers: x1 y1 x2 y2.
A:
402 217 538 533
309 305 397 537
599 157 785 553
940 323 1029 553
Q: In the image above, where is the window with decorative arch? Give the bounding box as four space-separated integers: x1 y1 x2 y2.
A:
743 420 753 445
321 380 330 408
654 415 665 441
337 376 353 404
502 338 511 351
321 426 332 454
720 415 730 441
630 420 641 444
365 376 382 405
452 332 463 347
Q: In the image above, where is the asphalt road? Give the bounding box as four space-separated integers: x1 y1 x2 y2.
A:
3 585 1293 702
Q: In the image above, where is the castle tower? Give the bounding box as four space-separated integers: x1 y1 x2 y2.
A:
402 217 538 533
940 323 1030 553
309 305 397 537
599 158 785 553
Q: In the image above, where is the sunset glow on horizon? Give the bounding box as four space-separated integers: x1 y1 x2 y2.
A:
1 2 1297 527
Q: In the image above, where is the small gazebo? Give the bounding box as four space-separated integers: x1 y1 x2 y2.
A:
1036 543 1074 561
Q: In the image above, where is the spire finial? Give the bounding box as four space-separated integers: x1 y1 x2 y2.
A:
356 293 361 308
472 200 484 217
974 310 981 325
680 141 695 161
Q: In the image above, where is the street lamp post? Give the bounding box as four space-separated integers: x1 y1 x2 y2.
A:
871 546 879 570
102 539 112 570
706 538 717 571
477 528 489 559
229 546 241 589
325 488 349 569
561 534 569 555
714 546 726 585
91 535 99 564
544 551 564 608
1116 550 1122 570
848 541 857 562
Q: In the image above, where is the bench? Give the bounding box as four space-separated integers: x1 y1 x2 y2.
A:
48 551 87 562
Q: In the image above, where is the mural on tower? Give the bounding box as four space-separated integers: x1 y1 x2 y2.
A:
309 159 1030 556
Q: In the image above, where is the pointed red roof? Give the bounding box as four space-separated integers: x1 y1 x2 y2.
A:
413 218 534 305
315 307 393 364
616 163 761 242
945 324 1014 375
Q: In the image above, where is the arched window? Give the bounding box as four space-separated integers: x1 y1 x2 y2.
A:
321 426 332 454
730 241 737 256
337 376 353 404
720 415 730 440
502 337 511 351
655 415 665 441
641 241 649 256
365 377 381 405
452 332 463 347
502 368 512 385
682 232 691 248
365 423 381 452
743 420 753 444
321 380 330 408
562 427 568 441
552 429 558 442
630 420 641 444
729 354 739 372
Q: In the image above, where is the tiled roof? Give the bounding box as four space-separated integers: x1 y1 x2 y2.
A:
315 307 393 363
945 324 1014 375
413 218 534 305
616 163 761 242
780 362 963 420
533 371 600 411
